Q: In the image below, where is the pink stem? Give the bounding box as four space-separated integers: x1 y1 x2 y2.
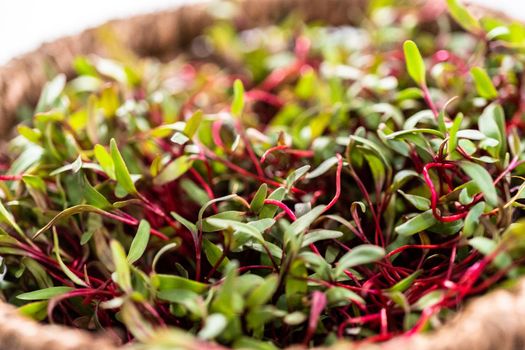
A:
261 145 315 164
0 174 22 181
385 237 460 258
245 89 284 108
263 199 296 221
323 154 343 213
422 162 467 222
421 84 438 118
202 146 305 195
190 168 217 212
211 120 225 149
261 145 289 163
337 313 381 337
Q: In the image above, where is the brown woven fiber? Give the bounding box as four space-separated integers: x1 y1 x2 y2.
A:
0 0 524 349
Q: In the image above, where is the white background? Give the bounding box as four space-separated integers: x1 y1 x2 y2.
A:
0 0 522 64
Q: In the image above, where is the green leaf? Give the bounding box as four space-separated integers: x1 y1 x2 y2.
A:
259 187 286 219
111 240 132 292
110 139 137 194
478 103 506 159
459 186 475 205
306 157 339 179
334 245 385 277
326 286 364 306
234 337 279 350
283 312 307 326
486 26 510 41
203 239 229 271
184 110 204 138
171 211 197 236
152 274 208 293
17 125 41 143
206 218 264 243
34 204 108 239
180 179 210 206
246 274 278 308
471 67 498 99
152 242 180 272
17 286 74 301
285 165 310 191
198 313 228 340
94 144 116 180
80 213 102 245
509 128 522 158
295 68 316 99
35 74 66 113
211 261 243 316
387 291 409 312
250 184 268 213
469 237 496 255
22 175 46 192
414 290 444 310
127 220 151 264
456 129 486 140
21 257 53 288
397 190 431 211
157 289 203 317
301 229 343 247
395 87 424 101
446 0 482 34
120 301 154 342
350 136 391 171
170 132 190 145
154 155 194 186
458 161 498 207
203 211 246 232
82 177 113 209
395 210 437 236
8 144 43 175
53 230 88 287
231 79 245 118
390 170 419 192
286 205 326 237
18 301 49 321
363 152 386 192
463 202 485 237
447 113 463 157
0 200 24 236
427 219 464 235
387 270 421 292
197 194 239 231
386 128 444 140
469 237 512 269
286 259 308 307
403 40 426 86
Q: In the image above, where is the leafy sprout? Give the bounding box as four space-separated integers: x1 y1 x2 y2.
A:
0 0 525 349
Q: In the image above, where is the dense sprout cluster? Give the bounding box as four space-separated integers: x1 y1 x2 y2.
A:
2 0 525 348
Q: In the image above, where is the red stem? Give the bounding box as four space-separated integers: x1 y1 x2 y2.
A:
202 146 305 195
263 199 296 221
323 154 343 213
0 174 23 181
261 145 289 163
421 84 438 118
422 162 467 222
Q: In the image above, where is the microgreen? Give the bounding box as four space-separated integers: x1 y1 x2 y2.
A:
1 0 525 348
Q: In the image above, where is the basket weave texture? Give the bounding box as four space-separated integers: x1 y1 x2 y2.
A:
0 1 523 349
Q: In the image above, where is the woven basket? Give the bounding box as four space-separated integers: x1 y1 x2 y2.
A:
0 1 524 349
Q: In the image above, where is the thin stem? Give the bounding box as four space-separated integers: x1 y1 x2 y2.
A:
264 199 297 221
323 154 343 213
421 84 438 118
